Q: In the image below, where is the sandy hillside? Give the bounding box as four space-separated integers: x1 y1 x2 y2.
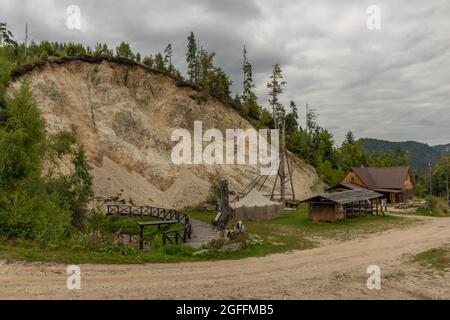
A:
7 59 323 209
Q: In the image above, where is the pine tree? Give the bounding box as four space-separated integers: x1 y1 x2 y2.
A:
285 101 299 134
186 32 198 84
0 81 45 186
233 94 243 111
115 42 135 60
209 67 232 99
242 46 260 120
93 43 113 57
154 53 166 72
267 64 286 128
142 55 154 68
343 130 355 145
393 144 409 166
306 105 318 135
0 23 17 47
68 145 93 226
242 46 253 102
199 47 215 94
164 44 173 73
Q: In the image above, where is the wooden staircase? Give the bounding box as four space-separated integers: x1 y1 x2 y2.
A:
186 219 221 249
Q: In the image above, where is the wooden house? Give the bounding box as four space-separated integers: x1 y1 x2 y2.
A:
329 167 415 204
301 189 384 223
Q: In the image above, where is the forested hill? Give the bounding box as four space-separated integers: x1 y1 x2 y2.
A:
361 138 449 172
433 143 450 154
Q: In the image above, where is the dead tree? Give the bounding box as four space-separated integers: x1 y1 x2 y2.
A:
217 179 231 230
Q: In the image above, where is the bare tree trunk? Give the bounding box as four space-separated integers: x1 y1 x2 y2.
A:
217 179 231 230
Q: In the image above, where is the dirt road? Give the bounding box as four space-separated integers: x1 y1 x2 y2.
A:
1 216 449 300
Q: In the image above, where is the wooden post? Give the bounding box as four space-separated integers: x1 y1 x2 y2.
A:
139 225 144 250
24 23 28 58
287 155 296 201
217 179 231 230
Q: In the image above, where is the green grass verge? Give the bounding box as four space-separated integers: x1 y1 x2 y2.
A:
414 197 450 217
414 247 450 271
414 209 450 217
187 204 415 243
0 205 415 264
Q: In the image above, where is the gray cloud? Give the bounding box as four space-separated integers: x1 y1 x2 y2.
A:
1 0 449 145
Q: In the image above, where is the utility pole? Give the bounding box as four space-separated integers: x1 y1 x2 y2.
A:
24 23 28 58
243 45 247 100
305 103 309 135
446 148 449 203
279 118 286 203
429 161 433 196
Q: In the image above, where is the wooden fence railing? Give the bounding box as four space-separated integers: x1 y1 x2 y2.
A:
106 204 192 247
162 218 192 245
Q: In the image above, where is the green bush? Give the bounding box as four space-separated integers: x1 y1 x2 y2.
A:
0 187 72 245
425 196 438 211
207 239 226 250
0 81 93 246
158 244 193 256
86 205 108 236
206 175 221 207
99 244 139 256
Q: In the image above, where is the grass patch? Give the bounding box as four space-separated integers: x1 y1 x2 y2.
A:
414 247 450 271
415 197 450 217
188 204 415 242
0 205 415 264
0 240 196 264
415 209 450 217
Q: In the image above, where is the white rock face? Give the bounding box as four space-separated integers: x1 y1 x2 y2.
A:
8 59 323 209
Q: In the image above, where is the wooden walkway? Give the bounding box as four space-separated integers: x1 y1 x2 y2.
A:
186 219 221 249
106 205 192 247
106 204 220 248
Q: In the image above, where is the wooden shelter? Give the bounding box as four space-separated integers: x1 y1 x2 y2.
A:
301 189 384 223
329 167 415 203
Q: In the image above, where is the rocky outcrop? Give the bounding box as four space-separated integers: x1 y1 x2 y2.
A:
8 58 323 209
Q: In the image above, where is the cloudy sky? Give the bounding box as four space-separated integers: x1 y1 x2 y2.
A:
1 0 449 145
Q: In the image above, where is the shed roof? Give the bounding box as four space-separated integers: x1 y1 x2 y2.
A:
302 189 383 205
329 182 364 191
351 167 410 190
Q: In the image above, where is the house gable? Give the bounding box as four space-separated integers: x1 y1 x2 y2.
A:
342 171 367 188
341 167 415 192
403 171 414 190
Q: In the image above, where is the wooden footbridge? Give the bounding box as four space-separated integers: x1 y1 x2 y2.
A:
106 205 192 248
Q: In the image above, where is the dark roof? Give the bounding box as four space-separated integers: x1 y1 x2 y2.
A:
373 188 402 193
302 189 383 205
351 167 410 190
329 183 364 191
